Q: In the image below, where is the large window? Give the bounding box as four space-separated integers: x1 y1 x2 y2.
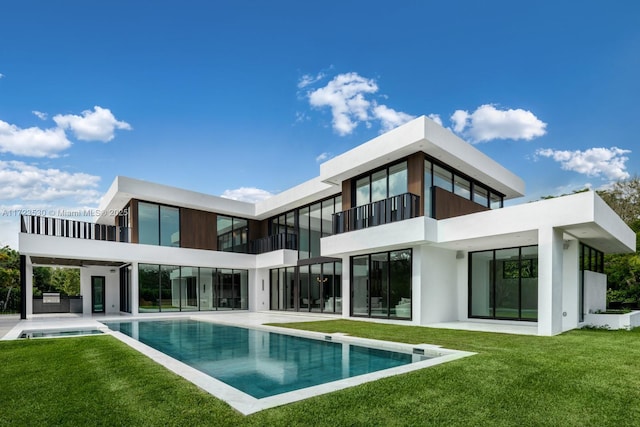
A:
469 246 538 321
580 243 604 274
119 266 131 313
425 158 504 217
138 264 248 312
354 161 408 207
270 261 342 313
138 202 180 247
270 195 341 260
350 249 412 319
579 243 604 323
217 215 248 253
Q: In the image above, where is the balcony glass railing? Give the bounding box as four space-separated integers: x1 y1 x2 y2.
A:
332 193 420 234
21 215 131 243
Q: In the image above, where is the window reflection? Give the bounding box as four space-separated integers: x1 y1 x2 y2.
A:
217 215 248 253
424 158 504 216
469 246 538 321
269 261 342 314
354 161 408 206
138 264 248 313
350 250 411 320
138 202 179 247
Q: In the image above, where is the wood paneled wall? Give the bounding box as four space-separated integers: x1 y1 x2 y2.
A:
433 186 489 220
180 208 217 250
130 199 139 244
407 153 425 216
249 219 268 242
342 179 352 210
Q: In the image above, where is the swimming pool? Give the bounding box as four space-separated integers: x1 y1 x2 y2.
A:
102 317 473 414
105 319 426 398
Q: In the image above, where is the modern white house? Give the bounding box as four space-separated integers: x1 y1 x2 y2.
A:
18 116 636 336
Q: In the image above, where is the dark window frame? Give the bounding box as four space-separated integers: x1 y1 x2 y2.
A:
217 214 250 253
137 201 181 247
138 264 248 312
349 249 412 320
351 160 409 207
424 155 505 213
468 245 538 322
269 261 342 314
268 194 342 261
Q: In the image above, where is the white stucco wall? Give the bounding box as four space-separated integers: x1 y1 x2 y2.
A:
584 270 607 314
322 216 438 258
340 256 351 318
455 251 469 322
252 268 271 312
537 227 564 336
80 266 120 315
562 239 580 331
417 245 458 324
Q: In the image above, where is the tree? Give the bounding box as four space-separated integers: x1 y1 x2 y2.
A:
33 267 52 295
51 268 80 296
597 176 640 224
0 245 20 313
598 178 640 307
32 267 81 296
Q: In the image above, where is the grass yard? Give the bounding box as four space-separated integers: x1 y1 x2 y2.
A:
1 320 639 426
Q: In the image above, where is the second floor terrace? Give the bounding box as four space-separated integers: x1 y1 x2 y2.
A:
20 215 296 255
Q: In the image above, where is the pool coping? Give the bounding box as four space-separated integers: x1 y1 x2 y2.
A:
4 313 475 415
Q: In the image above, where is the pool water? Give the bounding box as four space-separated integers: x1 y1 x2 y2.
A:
104 319 431 398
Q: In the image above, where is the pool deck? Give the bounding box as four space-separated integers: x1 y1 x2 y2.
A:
1 311 540 340
1 311 337 340
0 315 20 339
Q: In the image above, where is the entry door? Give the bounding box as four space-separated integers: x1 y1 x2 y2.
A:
92 276 106 313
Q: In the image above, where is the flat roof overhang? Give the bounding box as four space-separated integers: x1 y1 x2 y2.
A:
435 191 636 254
321 191 635 256
30 257 127 268
319 116 526 200
96 176 256 225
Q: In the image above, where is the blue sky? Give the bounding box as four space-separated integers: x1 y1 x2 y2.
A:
1 0 639 247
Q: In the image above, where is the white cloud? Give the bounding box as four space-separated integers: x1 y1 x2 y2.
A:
53 106 132 142
450 110 469 133
316 152 332 163
305 71 417 136
0 120 72 157
220 187 274 203
450 104 547 143
536 147 631 181
0 160 101 204
0 217 18 248
32 110 48 120
298 72 325 89
372 104 416 133
0 73 4 79
427 114 443 126
307 72 378 135
295 111 310 123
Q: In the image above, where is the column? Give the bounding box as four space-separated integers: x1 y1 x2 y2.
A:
20 255 32 319
537 227 564 335
341 256 350 318
130 262 139 315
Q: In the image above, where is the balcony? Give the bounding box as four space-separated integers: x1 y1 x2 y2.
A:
250 232 298 254
21 215 131 243
332 193 421 234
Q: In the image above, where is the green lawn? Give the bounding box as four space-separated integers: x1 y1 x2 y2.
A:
1 320 639 426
